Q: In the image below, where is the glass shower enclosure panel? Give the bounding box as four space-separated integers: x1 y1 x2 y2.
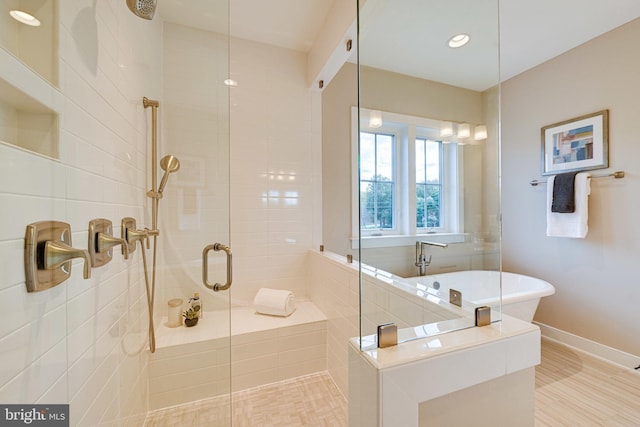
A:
358 0 502 346
0 1 231 424
153 0 232 422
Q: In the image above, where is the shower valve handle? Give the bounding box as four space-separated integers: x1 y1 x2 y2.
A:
127 228 150 250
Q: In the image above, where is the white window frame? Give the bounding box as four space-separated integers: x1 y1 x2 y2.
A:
351 107 465 249
358 127 401 236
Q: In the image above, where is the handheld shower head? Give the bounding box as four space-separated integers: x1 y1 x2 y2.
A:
157 155 180 195
126 0 157 20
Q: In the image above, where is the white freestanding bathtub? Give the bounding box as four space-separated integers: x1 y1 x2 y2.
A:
404 270 556 322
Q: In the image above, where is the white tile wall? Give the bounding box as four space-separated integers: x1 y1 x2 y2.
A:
309 251 360 397
157 23 321 311
229 37 320 304
308 249 466 398
157 22 231 315
0 2 161 425
148 310 327 409
3 3 324 425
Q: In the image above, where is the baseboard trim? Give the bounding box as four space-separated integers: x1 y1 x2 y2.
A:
534 321 640 369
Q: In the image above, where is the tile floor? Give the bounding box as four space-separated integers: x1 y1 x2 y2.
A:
144 372 347 427
145 339 640 426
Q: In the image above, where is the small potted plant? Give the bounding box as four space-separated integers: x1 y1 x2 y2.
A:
183 306 200 327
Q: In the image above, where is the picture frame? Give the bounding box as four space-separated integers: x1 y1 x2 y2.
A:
541 110 609 175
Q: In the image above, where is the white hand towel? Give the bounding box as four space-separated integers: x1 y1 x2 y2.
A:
546 172 591 238
253 288 296 317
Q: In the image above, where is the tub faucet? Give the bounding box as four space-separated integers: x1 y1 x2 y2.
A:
415 240 448 276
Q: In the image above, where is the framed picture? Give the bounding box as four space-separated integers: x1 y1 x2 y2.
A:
541 110 609 175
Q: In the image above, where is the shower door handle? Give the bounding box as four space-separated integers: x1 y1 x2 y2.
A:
202 243 232 292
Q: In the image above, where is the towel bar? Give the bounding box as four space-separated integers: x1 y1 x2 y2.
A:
529 171 625 186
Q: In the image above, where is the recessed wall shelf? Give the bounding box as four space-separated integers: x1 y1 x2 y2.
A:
0 0 61 159
0 50 62 158
0 74 60 158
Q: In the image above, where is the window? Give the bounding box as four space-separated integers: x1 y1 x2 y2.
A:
415 138 442 230
352 107 464 248
360 132 395 231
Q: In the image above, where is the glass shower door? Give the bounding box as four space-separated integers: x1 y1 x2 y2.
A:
151 0 232 423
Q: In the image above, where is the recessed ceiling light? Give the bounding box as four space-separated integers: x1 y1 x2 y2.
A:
448 33 470 48
9 10 41 27
224 79 238 87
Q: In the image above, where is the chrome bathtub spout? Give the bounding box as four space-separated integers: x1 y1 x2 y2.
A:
415 240 448 276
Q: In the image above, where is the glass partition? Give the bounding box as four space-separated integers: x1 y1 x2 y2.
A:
357 0 502 346
156 0 232 422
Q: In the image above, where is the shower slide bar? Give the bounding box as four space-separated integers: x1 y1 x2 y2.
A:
529 171 625 186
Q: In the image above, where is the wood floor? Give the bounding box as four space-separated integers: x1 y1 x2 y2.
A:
145 339 640 426
535 338 640 426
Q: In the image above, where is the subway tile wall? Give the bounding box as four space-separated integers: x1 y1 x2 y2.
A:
0 1 161 425
148 319 327 410
158 22 232 314
1 3 323 425
308 249 465 398
309 251 360 397
229 37 322 305
157 25 322 311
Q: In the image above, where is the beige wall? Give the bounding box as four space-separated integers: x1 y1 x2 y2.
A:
502 18 640 356
322 63 497 275
359 65 483 123
481 86 501 240
321 62 358 258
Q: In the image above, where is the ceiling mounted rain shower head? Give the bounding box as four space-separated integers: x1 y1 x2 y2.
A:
126 0 157 20
157 155 181 196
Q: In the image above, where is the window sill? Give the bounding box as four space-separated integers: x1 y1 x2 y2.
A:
351 233 466 249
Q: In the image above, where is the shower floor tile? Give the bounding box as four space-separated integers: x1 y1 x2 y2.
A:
144 372 347 427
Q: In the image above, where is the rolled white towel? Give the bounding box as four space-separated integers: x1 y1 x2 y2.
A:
253 288 296 317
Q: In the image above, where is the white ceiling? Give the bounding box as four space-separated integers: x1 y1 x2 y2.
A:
357 0 500 91
157 0 335 52
158 0 640 91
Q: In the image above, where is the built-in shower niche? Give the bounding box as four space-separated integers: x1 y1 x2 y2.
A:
0 1 60 158
0 77 59 158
